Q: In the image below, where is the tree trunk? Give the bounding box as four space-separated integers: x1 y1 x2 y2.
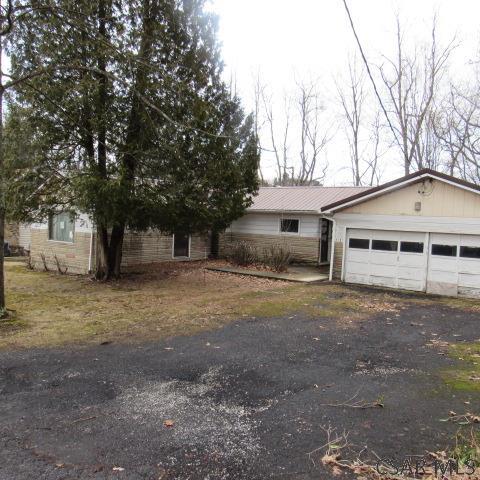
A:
0 28 5 312
108 224 125 278
94 223 125 280
95 223 110 280
0 212 4 312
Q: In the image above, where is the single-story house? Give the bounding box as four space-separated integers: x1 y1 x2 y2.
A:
26 168 480 298
28 215 210 274
221 168 480 298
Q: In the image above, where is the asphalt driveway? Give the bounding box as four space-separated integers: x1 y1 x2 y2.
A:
1 288 479 479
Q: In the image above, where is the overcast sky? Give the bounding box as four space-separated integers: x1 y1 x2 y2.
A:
210 0 480 185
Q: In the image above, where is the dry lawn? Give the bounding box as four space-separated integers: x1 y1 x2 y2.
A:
1 259 479 350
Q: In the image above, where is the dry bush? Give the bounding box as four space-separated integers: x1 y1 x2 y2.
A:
53 254 68 275
262 244 292 272
39 253 49 272
229 241 258 266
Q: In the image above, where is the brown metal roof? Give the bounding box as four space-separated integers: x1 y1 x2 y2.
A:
248 185 371 213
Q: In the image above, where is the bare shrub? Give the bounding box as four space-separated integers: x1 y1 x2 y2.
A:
25 252 34 270
263 244 291 272
53 254 68 275
39 253 49 272
229 241 258 266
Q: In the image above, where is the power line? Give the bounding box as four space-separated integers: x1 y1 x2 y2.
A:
340 0 396 137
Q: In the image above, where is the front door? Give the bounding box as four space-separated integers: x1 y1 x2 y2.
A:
320 219 331 263
173 233 190 258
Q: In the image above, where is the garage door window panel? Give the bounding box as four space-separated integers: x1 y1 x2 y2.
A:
372 240 398 252
460 246 480 259
400 241 424 254
432 244 457 257
349 238 370 249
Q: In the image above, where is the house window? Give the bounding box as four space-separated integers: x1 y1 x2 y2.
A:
349 238 370 249
173 233 190 258
280 219 299 234
400 241 424 254
432 244 457 257
48 212 74 243
372 240 398 252
460 246 480 259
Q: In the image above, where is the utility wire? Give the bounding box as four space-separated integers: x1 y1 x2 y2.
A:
340 0 396 137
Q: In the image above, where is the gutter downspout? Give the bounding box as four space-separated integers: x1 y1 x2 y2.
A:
88 223 94 274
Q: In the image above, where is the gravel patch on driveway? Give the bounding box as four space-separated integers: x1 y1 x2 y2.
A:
115 367 263 469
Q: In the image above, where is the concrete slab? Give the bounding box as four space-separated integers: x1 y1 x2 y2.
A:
206 265 329 283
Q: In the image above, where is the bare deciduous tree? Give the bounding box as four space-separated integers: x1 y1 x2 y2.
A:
336 59 384 186
378 16 456 174
260 78 330 186
337 60 365 185
295 79 330 185
252 71 267 184
433 85 480 183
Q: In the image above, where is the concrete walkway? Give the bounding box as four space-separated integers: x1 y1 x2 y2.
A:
206 264 329 283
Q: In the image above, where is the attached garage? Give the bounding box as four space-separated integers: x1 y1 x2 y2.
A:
344 229 480 297
427 233 480 298
345 229 427 292
323 169 480 299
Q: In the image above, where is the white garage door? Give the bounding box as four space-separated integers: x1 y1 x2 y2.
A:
427 233 480 298
345 229 427 291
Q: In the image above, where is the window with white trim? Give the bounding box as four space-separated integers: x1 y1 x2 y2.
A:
280 218 299 234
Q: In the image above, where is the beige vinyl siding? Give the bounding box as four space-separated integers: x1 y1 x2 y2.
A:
332 241 343 280
30 227 209 275
30 228 92 274
219 232 319 263
222 213 322 263
121 231 209 267
342 179 480 217
4 223 19 247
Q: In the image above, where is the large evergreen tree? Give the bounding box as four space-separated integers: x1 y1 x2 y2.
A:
7 0 259 279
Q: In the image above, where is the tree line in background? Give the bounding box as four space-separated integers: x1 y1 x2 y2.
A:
255 13 480 187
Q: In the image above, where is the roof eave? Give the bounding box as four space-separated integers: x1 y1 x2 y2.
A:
321 169 480 213
246 208 323 215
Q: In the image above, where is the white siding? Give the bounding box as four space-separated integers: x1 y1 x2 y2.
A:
228 213 321 238
18 224 32 250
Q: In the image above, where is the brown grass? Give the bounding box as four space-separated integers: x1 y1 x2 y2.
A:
0 260 416 350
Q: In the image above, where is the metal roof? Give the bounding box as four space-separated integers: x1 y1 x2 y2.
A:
248 186 372 213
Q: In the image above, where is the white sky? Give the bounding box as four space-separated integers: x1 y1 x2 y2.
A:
210 0 480 185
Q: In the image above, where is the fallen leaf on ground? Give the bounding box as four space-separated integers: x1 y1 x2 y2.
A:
163 419 174 428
